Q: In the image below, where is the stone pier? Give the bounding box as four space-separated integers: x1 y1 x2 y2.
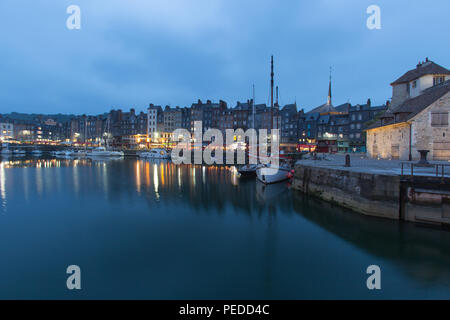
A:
292 154 450 226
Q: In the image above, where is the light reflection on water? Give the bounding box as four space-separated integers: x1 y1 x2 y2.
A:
0 162 6 214
0 156 449 299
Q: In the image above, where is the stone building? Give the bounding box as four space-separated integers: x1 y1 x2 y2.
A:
366 60 450 161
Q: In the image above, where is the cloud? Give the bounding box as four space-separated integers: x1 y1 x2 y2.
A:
0 0 449 114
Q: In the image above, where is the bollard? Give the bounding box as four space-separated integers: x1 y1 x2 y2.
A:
345 154 351 167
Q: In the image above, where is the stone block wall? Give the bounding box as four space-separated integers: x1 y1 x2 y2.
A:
292 165 400 219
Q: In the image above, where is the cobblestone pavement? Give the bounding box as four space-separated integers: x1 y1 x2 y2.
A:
296 153 450 177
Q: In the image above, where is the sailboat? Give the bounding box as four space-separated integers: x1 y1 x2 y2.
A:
88 120 124 158
12 149 26 156
255 55 293 184
256 161 292 184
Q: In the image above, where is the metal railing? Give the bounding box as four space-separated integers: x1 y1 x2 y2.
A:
401 162 450 178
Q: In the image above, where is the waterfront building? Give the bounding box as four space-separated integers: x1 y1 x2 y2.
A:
13 121 36 142
0 122 13 141
147 104 163 140
348 101 386 152
233 100 251 131
366 59 450 160
163 106 182 142
190 99 224 133
280 103 299 144
299 74 387 153
219 109 234 134
180 107 191 131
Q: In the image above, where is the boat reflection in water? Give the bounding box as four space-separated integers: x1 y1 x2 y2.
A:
255 180 288 205
0 157 450 299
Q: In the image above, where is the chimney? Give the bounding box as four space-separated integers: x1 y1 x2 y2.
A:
206 99 212 105
367 98 371 107
198 99 202 105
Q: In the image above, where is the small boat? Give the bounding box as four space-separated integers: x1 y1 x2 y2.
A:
12 149 26 155
140 148 170 159
31 149 43 156
73 150 87 157
88 147 124 157
63 150 76 156
256 162 292 184
52 150 67 156
238 164 258 177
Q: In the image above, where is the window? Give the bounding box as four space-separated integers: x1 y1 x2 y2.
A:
351 114 356 121
412 80 417 88
431 112 448 126
433 76 445 86
358 114 362 121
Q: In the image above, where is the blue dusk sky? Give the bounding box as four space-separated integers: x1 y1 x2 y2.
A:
0 0 449 115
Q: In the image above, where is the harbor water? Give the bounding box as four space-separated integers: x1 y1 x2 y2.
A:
0 156 449 299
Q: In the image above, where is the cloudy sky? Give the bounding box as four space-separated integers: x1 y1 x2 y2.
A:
0 0 448 115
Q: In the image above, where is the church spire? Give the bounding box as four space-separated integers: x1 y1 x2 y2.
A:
327 66 332 106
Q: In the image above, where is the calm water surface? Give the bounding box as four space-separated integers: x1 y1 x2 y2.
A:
0 156 449 299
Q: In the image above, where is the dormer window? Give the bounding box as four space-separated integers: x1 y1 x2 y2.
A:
433 76 445 86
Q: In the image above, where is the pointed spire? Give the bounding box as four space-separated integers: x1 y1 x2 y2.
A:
327 66 332 105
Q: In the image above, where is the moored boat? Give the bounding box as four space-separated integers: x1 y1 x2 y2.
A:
12 149 26 155
256 162 292 184
140 148 170 159
88 147 124 157
31 149 43 156
238 164 258 177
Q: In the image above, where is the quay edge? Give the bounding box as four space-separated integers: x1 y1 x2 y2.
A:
292 164 450 226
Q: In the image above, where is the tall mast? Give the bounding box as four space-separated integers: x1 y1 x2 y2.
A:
270 55 274 130
252 84 255 129
276 86 278 106
84 117 87 151
271 55 274 109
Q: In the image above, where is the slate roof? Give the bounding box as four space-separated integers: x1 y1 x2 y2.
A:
307 103 337 114
366 80 450 130
335 102 351 113
391 61 450 85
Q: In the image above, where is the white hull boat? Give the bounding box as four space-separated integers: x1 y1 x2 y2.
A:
140 149 170 159
88 147 124 157
53 150 67 156
256 163 291 184
13 149 26 155
31 150 43 156
238 164 259 177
